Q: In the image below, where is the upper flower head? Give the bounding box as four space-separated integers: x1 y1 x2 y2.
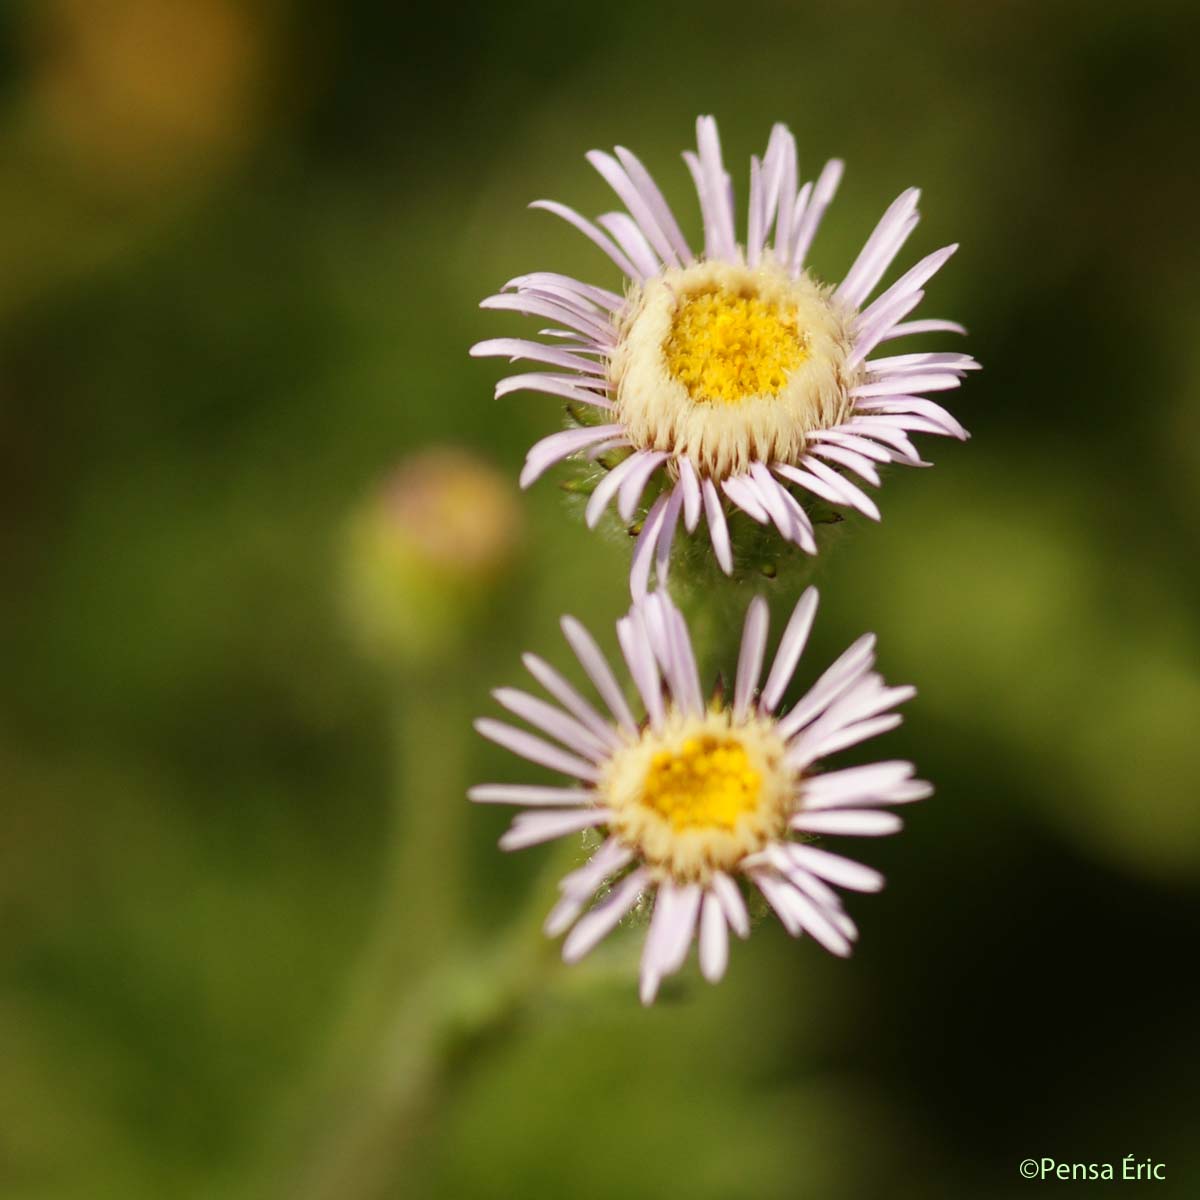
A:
472 116 978 595
470 588 931 1005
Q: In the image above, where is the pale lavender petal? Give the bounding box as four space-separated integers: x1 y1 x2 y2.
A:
650 593 704 718
558 837 633 899
561 615 638 734
677 456 702 532
853 374 963 397
520 424 624 489
491 687 610 763
879 318 967 341
777 633 876 739
654 483 684 586
589 150 682 269
617 450 669 522
848 288 926 367
702 479 734 574
630 492 670 599
615 609 664 729
752 870 803 936
746 154 765 268
614 145 693 263
791 810 904 836
787 843 885 892
711 870 750 938
561 867 648 961
660 881 702 974
773 461 849 508
836 417 928 465
852 400 969 440
858 243 958 330
494 373 613 409
802 457 881 520
807 442 881 486
699 891 730 983
773 484 819 554
530 198 641 280
499 807 611 851
468 784 591 806
791 713 903 768
521 653 619 749
639 886 674 1006
734 595 770 720
768 846 847 914
787 179 813 252
695 115 737 261
801 761 920 808
772 130 798 265
807 428 896 464
748 462 801 542
595 211 660 280
480 292 614 343
761 586 819 711
504 271 624 312
835 187 921 308
779 880 852 956
865 351 978 372
475 718 601 782
789 158 844 272
682 151 718 261
586 450 652 528
722 474 770 523
470 337 606 377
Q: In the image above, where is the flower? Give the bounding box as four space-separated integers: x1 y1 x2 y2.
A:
470 587 930 1004
472 116 978 595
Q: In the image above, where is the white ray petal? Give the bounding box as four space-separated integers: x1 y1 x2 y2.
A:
711 870 751 938
475 718 601 782
521 653 619 749
520 424 625 489
630 492 670 600
734 595 770 720
786 843 885 892
702 478 734 574
699 891 730 983
491 687 610 763
761 586 819 711
530 198 641 280
791 809 904 836
468 784 592 806
562 867 648 962
561 615 637 734
499 807 611 851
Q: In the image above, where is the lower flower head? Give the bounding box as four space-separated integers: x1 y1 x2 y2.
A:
470 587 931 1004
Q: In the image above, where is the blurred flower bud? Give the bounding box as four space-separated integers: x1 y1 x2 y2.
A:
341 449 523 666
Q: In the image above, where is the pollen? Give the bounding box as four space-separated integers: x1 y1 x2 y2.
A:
664 287 808 405
641 735 762 830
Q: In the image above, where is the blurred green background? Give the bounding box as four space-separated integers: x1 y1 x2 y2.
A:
3 0 1199 1197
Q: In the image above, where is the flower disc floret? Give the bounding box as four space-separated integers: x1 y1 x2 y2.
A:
603 708 793 881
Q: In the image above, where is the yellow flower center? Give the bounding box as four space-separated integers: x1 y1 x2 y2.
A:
663 286 808 405
641 735 762 831
613 259 858 480
602 708 793 882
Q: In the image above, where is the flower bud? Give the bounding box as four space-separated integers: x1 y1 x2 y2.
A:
342 448 522 666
